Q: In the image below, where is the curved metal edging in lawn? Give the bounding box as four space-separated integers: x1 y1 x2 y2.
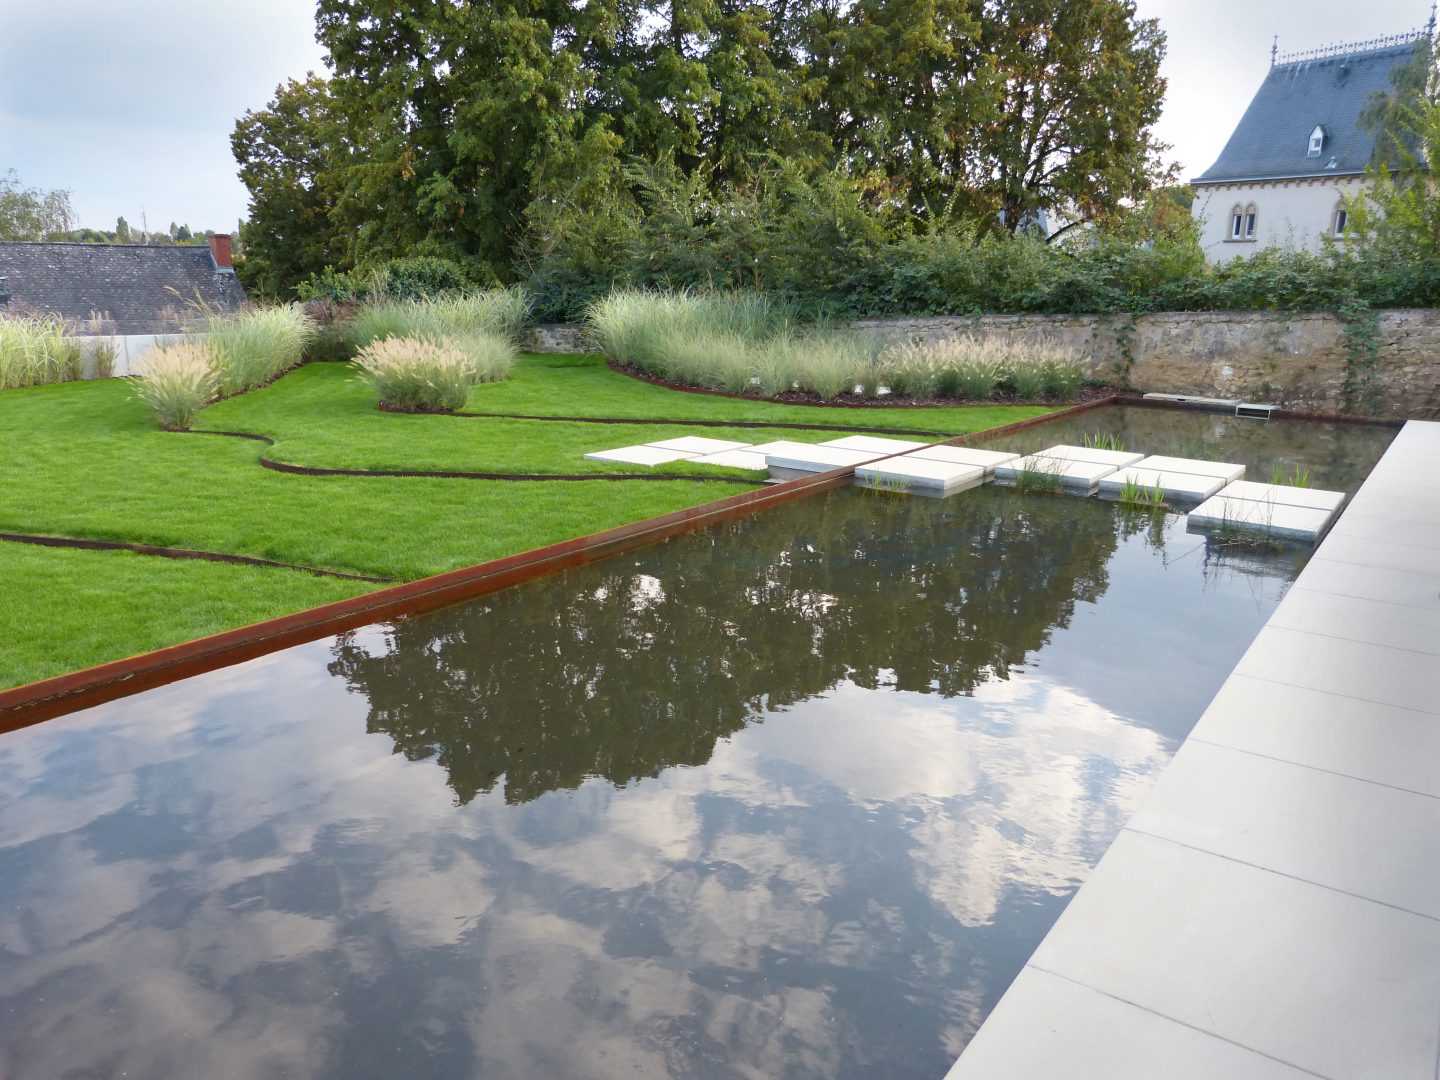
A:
0 531 395 583
182 430 759 484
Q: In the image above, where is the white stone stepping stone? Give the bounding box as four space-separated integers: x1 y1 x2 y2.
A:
820 434 928 454
1187 495 1337 543
1097 467 1226 503
1219 480 1346 514
1034 444 1145 468
646 435 752 454
993 455 1119 493
764 441 875 478
1131 455 1245 482
908 445 1020 475
854 457 986 497
691 448 770 471
584 444 701 466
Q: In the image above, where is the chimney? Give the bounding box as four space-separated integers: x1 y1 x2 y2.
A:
209 233 234 272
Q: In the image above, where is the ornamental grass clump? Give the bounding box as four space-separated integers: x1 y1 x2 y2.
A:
346 287 531 354
206 304 315 396
133 341 219 430
0 315 83 389
585 289 793 375
355 332 514 412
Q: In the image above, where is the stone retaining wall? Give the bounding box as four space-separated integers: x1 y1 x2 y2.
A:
524 309 1440 419
853 309 1440 419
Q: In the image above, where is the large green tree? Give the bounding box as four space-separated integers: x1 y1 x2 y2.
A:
232 75 347 298
234 0 1171 294
0 170 75 241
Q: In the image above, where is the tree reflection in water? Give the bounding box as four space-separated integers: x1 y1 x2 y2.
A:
330 488 1120 805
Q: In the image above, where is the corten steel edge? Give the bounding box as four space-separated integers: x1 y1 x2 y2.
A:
0 397 1114 732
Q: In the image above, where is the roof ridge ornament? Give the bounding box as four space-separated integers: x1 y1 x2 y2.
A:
1273 27 1428 66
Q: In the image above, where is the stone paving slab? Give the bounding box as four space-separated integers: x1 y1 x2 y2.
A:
1130 454 1245 482
1032 444 1145 467
820 434 928 454
690 448 770 471
764 441 876 476
907 445 1020 474
1097 467 1226 502
1221 480 1346 513
646 435 752 454
949 967 1317 1080
993 455 1120 493
1129 739 1440 920
853 457 986 497
1192 675 1440 800
1017 831 1440 1080
583 444 702 466
1187 495 1335 542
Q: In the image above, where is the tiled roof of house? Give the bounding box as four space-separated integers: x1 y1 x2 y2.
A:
1195 39 1424 184
0 242 247 334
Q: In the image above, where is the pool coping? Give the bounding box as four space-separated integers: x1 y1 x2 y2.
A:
0 397 1109 731
945 418 1440 1080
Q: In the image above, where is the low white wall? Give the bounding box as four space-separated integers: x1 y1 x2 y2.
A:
79 333 194 377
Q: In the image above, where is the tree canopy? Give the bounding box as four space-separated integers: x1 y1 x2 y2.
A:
0 170 75 241
234 0 1174 297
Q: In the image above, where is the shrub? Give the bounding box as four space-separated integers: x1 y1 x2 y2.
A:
378 257 471 300
0 315 83 389
133 341 219 429
206 304 315 396
354 332 513 412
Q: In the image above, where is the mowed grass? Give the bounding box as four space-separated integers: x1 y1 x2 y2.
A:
0 357 1055 689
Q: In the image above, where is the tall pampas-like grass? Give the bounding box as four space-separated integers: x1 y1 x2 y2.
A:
132 341 219 430
354 333 514 412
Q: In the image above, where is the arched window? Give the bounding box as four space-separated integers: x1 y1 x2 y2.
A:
1308 125 1326 157
1332 204 1349 238
1244 203 1258 239
1230 204 1245 240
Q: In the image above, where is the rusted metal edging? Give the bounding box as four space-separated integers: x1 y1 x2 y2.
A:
0 397 1111 731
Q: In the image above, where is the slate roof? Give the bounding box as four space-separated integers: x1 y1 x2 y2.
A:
0 242 247 334
1195 40 1423 184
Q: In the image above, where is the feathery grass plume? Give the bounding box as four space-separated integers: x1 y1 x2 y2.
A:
1006 360 1048 400
206 304 315 396
0 315 84 389
1041 357 1085 399
133 341 219 430
754 338 798 396
585 288 794 375
791 332 868 399
346 288 531 355
355 333 511 412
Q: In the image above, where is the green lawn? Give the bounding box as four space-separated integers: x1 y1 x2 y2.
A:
0 355 1055 689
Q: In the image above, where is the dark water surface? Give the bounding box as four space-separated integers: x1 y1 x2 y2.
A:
0 409 1394 1079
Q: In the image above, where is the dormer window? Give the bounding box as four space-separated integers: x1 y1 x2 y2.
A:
1308 125 1325 157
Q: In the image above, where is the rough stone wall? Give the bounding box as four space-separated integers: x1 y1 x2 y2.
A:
524 323 590 354
853 309 1440 419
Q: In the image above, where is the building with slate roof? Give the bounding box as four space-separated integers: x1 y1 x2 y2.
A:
0 235 246 334
1191 19 1434 261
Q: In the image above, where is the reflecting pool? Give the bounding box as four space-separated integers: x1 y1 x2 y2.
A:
0 410 1395 1079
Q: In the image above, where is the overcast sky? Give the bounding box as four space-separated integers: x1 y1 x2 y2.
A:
0 0 1433 232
